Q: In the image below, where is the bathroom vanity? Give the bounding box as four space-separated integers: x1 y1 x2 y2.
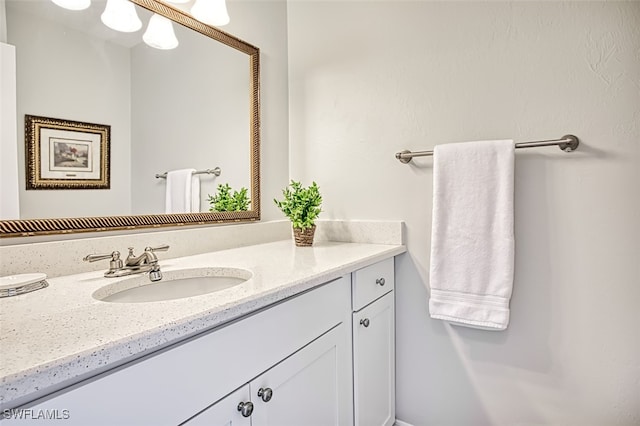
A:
0 240 404 425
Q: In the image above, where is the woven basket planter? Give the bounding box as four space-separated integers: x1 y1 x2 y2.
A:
293 225 316 247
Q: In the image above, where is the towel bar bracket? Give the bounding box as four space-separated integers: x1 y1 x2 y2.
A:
558 134 579 152
397 150 413 164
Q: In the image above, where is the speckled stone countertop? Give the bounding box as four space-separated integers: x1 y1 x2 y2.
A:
0 240 405 408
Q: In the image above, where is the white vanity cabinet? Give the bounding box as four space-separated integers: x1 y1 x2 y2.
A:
3 256 398 426
186 324 348 426
351 258 396 426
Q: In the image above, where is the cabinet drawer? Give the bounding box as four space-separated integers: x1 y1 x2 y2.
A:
352 258 394 311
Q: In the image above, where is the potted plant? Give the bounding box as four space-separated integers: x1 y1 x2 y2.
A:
274 180 322 247
208 184 250 212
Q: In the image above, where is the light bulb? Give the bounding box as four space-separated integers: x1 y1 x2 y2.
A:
51 0 91 10
143 14 179 50
191 0 230 27
101 0 142 33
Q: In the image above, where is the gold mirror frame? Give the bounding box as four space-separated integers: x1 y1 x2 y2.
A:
0 0 260 238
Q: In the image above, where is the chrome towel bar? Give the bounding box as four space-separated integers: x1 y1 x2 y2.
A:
395 135 579 164
155 167 221 179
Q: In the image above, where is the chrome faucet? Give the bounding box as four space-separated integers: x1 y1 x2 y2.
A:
84 244 169 282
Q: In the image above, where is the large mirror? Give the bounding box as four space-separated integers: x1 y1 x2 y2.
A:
0 0 260 237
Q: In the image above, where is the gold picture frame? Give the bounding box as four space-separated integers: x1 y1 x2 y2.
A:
25 115 110 190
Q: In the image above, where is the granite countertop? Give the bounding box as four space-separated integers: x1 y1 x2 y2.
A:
0 240 405 408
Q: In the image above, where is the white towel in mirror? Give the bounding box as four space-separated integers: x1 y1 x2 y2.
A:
165 169 200 214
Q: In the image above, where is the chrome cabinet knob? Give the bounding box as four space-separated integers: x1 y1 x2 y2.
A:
237 401 254 417
376 277 386 286
360 318 370 327
258 387 273 402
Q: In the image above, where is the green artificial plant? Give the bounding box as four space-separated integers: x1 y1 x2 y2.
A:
274 180 322 230
208 184 250 212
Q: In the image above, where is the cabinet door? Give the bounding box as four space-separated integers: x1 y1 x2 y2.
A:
251 324 352 426
353 292 395 426
182 385 252 426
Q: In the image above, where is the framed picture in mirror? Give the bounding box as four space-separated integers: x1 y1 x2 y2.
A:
25 115 110 190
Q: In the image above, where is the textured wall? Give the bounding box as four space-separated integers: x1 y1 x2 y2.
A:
288 1 640 424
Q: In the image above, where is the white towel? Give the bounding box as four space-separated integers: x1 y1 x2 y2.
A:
165 169 200 214
429 140 515 330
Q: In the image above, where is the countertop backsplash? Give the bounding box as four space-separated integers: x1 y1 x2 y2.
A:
0 220 404 278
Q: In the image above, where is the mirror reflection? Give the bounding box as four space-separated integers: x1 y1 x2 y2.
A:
3 0 255 223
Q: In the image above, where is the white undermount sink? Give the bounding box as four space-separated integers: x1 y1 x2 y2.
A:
92 267 252 303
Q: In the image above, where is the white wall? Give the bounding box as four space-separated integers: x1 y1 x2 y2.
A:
7 5 132 219
288 1 640 425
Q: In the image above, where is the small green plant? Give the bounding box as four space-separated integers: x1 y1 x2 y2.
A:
208 184 250 212
274 180 322 230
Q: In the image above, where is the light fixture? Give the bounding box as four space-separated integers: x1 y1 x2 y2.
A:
51 0 91 10
191 0 230 27
164 0 190 3
143 14 179 50
101 0 142 33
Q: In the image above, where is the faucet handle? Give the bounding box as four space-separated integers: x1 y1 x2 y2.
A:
83 251 123 274
145 244 170 253
83 251 121 263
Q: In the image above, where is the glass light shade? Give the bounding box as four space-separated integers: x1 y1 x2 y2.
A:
143 14 179 50
51 0 91 10
191 0 230 26
101 0 142 33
